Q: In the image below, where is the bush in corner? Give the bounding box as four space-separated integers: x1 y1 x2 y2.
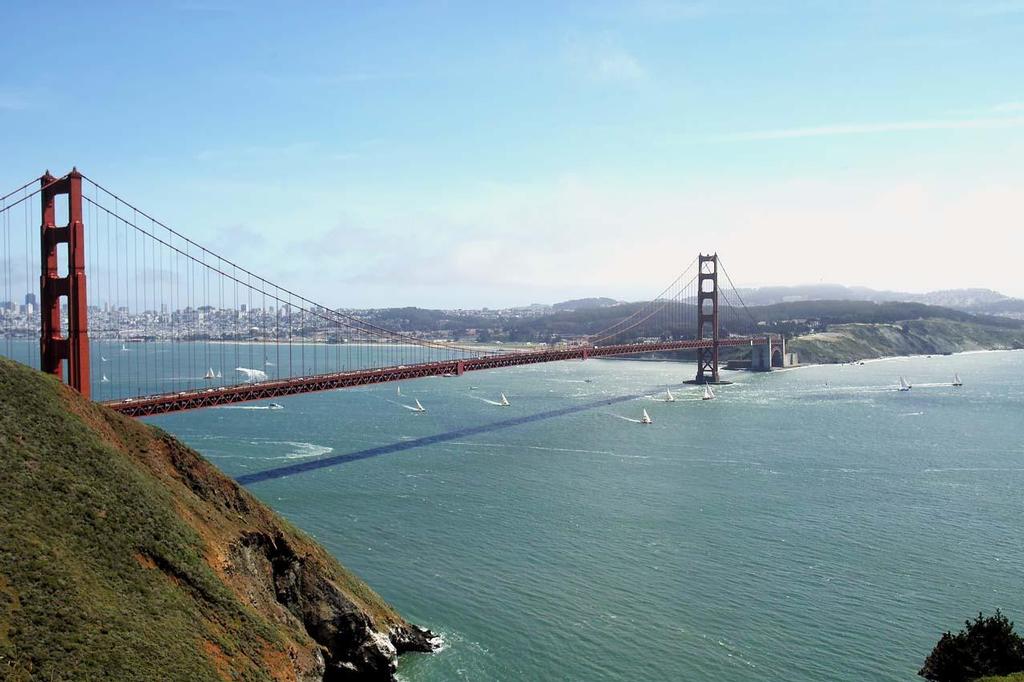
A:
920 611 1024 682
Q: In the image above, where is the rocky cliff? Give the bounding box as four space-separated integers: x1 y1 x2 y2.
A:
0 356 434 681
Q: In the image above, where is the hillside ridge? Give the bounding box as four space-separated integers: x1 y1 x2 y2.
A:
0 356 433 681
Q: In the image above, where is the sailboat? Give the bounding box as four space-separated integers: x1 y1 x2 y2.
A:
268 403 284 410
898 376 911 391
101 374 110 383
952 373 963 387
120 343 129 352
215 370 222 378
665 388 676 402
702 384 715 401
640 408 652 424
413 399 426 413
100 355 108 362
397 386 402 396
499 393 510 406
203 367 216 380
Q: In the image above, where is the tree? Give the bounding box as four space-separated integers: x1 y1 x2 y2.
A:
920 610 1024 682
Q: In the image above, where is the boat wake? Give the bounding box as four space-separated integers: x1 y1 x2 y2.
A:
606 413 642 423
471 393 511 407
216 405 276 410
449 440 617 456
236 367 268 383
277 441 333 460
385 397 426 412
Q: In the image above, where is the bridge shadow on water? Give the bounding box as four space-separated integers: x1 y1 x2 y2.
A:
234 391 650 486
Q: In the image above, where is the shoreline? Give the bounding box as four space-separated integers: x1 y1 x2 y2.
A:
767 346 1024 373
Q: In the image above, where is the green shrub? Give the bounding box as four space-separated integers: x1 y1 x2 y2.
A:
920 611 1024 682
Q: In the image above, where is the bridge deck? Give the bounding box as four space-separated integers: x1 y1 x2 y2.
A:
105 337 772 417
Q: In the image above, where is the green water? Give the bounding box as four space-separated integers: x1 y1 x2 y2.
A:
81 349 1024 679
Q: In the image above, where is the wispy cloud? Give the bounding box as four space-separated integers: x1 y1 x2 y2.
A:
588 0 722 22
565 34 649 84
633 0 715 20
0 90 33 111
992 101 1024 113
237 70 419 91
698 116 1024 142
956 0 1024 16
194 141 319 162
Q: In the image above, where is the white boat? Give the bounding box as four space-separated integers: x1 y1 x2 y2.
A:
414 399 426 413
665 388 676 402
640 408 652 424
268 403 283 410
702 384 715 401
215 370 222 378
120 343 129 352
101 374 110 383
898 376 911 391
203 367 216 380
952 373 963 387
499 393 510 406
100 356 108 362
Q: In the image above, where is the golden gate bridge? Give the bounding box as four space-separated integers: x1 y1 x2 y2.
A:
0 169 783 417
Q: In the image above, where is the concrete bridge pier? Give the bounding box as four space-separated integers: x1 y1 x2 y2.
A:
750 343 772 371
751 337 790 372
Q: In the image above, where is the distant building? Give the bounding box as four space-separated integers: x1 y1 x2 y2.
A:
25 293 37 306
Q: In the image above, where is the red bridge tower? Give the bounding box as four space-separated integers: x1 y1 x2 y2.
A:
39 169 90 398
695 253 719 384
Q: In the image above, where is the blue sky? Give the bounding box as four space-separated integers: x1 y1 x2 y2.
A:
2 1 1023 306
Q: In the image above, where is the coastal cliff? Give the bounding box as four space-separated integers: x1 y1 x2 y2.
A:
787 318 1024 364
0 356 434 681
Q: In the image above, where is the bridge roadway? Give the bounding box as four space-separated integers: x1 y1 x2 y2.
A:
105 336 772 417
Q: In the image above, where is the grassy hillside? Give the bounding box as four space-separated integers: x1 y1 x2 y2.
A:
787 319 1024 364
0 356 432 681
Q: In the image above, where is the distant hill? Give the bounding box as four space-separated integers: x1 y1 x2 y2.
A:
552 297 622 311
0 357 433 681
735 284 1023 317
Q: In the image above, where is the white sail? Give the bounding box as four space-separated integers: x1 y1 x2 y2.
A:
204 367 216 380
101 374 110 383
703 384 715 400
641 408 652 424
215 370 222 378
709 385 715 399
665 388 675 402
898 376 911 391
953 373 962 386
100 356 108 362
120 343 128 352
397 386 402 396
500 393 510 406
415 398 425 412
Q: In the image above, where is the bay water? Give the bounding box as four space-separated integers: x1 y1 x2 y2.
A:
9 339 1023 680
